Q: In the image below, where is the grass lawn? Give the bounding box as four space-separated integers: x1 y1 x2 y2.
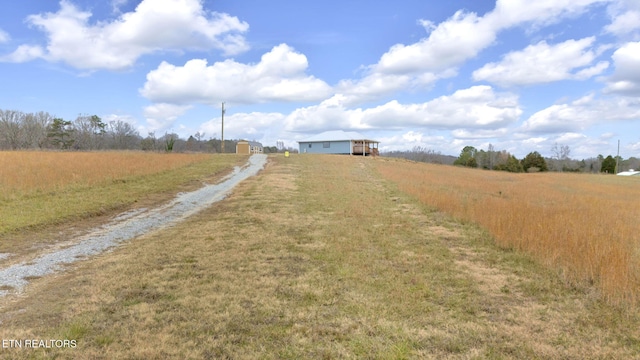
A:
0 154 638 359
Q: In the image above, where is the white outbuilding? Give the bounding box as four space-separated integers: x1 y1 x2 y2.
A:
617 169 640 176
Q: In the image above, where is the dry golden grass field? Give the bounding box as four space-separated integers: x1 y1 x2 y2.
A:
0 151 247 236
375 158 640 308
0 153 639 359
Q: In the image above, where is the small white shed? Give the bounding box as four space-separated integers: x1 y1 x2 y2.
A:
617 169 640 176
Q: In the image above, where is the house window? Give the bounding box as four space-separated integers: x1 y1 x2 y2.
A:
323 142 330 148
308 144 312 148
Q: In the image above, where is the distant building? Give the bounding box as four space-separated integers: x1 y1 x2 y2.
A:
297 130 379 156
617 169 640 176
236 140 263 155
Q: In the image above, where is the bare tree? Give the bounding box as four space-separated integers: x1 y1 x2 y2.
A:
551 142 571 161
487 143 498 170
73 115 107 150
0 110 24 149
194 131 205 151
551 143 571 171
23 111 53 149
107 120 140 149
140 132 158 151
0 110 53 149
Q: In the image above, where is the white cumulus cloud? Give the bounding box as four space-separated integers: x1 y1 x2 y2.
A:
374 0 607 76
605 0 640 38
605 10 640 37
199 112 286 141
521 94 640 133
1 0 249 70
473 37 609 86
0 45 45 62
334 0 608 104
284 85 522 133
143 103 192 132
451 128 511 139
140 44 332 105
605 41 640 95
489 0 608 28
375 10 496 75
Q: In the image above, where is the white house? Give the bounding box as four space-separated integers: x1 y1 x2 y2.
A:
297 130 379 156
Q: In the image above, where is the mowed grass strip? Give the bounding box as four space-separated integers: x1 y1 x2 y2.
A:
0 154 638 359
0 152 247 237
375 157 640 309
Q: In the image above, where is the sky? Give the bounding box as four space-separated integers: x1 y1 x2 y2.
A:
1 0 639 159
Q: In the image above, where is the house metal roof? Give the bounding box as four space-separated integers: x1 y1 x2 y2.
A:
298 130 379 143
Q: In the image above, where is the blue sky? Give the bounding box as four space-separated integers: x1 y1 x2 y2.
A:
1 0 639 158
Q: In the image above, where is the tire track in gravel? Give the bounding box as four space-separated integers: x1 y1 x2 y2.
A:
0 154 267 296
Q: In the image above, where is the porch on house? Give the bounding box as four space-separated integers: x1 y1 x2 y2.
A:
352 140 379 156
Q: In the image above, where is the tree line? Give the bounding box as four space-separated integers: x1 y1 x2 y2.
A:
0 109 143 151
0 109 293 153
385 143 639 174
383 146 457 165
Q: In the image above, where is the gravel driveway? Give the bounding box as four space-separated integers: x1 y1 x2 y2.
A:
0 154 267 296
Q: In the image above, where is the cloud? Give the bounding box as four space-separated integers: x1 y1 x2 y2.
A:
521 94 640 133
605 10 640 37
111 0 129 13
284 85 522 133
489 0 608 28
512 132 612 159
319 9 497 105
330 0 608 104
555 132 589 143
1 0 249 70
376 131 452 152
374 0 607 77
334 68 459 106
143 103 192 132
140 44 332 105
605 0 640 38
473 37 609 86
335 73 413 105
604 41 640 95
0 29 9 43
0 45 45 62
375 10 497 75
199 112 286 140
451 128 511 139
103 113 140 126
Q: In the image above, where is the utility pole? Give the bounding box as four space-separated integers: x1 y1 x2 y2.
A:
221 101 225 154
